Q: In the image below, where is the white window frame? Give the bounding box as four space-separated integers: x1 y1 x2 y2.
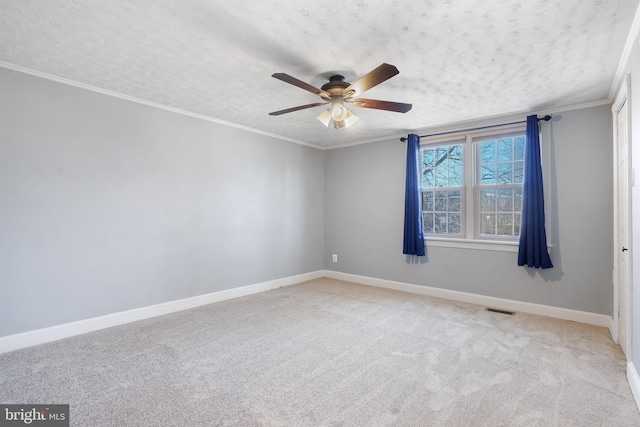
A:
420 124 529 252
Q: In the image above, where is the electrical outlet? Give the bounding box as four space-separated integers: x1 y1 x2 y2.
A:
332 254 338 263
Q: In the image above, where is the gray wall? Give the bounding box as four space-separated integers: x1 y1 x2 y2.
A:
0 68 325 337
0 65 618 340
325 105 614 315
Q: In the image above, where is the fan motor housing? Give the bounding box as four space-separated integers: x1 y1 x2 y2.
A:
321 75 351 96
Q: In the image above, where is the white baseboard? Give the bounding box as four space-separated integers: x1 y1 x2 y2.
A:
323 270 613 329
0 269 615 355
0 270 324 354
629 362 640 414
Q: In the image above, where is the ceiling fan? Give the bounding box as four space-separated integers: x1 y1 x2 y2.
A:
269 63 412 129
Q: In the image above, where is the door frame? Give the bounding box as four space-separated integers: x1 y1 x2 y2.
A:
612 73 632 356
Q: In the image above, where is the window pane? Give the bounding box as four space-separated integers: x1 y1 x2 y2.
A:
422 143 464 191
481 214 496 235
497 213 513 235
423 169 434 187
497 162 513 184
434 192 447 211
479 186 521 238
481 164 496 185
481 189 496 211
436 147 449 167
450 145 463 165
434 167 448 187
514 188 522 211
449 213 461 234
450 165 463 186
481 141 495 163
498 138 513 161
423 212 434 233
422 149 435 187
514 161 524 184
423 149 435 167
422 191 434 210
448 191 461 211
498 189 513 212
514 137 525 160
434 212 448 233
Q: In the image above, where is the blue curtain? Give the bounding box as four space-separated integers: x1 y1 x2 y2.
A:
518 115 553 268
403 134 425 256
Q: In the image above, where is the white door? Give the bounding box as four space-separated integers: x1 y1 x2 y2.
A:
617 98 630 357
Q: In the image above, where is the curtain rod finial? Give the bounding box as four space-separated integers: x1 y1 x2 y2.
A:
541 115 552 121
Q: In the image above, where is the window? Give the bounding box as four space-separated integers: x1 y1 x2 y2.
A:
420 128 526 245
476 134 525 238
421 142 464 236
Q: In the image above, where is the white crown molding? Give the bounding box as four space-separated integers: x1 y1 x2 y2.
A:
2 61 614 152
409 100 611 139
324 100 612 150
324 270 613 331
0 270 324 354
323 132 411 150
609 1 640 101
0 61 321 150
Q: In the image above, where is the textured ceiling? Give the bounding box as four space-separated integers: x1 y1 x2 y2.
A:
0 0 638 148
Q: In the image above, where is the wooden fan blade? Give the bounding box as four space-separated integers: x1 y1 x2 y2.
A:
349 98 412 113
269 102 328 116
272 73 331 99
344 63 399 98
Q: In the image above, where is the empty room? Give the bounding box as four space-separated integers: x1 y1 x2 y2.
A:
1 0 640 425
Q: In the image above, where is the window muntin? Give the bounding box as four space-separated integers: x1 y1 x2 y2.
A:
420 129 526 241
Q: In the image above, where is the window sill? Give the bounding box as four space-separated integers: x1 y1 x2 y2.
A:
426 237 519 252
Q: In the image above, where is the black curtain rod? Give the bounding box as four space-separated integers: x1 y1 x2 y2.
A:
399 115 552 142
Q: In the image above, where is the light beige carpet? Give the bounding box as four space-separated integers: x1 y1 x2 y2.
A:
1 278 639 426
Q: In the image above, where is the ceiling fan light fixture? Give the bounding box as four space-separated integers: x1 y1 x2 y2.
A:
339 109 358 128
331 100 348 121
317 109 332 127
330 99 359 128
317 104 359 128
